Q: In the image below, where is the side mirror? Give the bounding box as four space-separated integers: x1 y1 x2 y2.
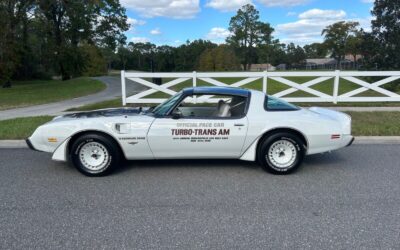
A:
172 109 182 119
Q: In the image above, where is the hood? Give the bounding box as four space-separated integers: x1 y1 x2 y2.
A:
48 107 153 124
61 107 151 119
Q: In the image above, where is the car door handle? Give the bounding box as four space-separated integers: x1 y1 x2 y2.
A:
234 123 245 127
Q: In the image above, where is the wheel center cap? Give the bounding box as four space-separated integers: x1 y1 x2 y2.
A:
91 153 100 159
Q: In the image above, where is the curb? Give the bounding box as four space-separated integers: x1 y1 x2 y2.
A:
0 140 29 149
0 137 399 149
353 136 400 144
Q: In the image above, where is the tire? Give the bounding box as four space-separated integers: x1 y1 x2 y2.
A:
70 133 121 176
258 132 305 175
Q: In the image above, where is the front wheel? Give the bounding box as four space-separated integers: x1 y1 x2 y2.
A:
258 132 305 174
70 134 121 176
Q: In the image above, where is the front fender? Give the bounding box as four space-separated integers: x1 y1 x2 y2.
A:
52 137 71 162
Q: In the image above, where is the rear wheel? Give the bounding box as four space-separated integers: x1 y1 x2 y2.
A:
258 132 305 174
70 134 121 176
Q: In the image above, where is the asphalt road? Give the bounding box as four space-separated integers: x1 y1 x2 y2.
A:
1 145 400 249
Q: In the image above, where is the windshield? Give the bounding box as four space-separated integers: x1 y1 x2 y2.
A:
152 91 183 116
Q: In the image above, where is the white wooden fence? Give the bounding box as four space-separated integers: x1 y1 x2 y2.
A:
121 70 400 105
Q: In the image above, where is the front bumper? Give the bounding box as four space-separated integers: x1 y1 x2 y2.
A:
25 138 43 152
26 138 36 150
346 136 355 147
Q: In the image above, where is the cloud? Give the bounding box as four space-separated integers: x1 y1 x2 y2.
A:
126 17 146 32
130 37 150 43
127 18 146 26
257 0 310 7
287 11 297 16
206 0 252 11
206 0 310 11
275 8 371 45
206 27 232 43
150 28 161 35
121 0 200 19
298 9 346 20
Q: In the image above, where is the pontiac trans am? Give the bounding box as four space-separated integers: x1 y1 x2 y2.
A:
27 87 354 176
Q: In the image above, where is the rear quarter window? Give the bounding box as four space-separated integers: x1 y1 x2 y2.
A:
264 95 300 111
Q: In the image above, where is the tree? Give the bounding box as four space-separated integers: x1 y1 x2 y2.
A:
226 4 275 70
0 0 34 86
303 43 328 58
285 43 306 69
371 0 400 69
38 0 128 80
174 39 217 71
257 41 286 66
322 21 360 69
198 45 240 71
346 30 364 67
359 31 381 70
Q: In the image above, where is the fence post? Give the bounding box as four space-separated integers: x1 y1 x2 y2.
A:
193 71 197 104
262 70 268 94
121 70 126 106
333 70 340 104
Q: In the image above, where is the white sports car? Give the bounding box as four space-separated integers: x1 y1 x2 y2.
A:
27 87 354 176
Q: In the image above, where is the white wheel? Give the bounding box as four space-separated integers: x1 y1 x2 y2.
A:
71 134 121 176
267 140 297 169
79 142 110 171
258 132 305 174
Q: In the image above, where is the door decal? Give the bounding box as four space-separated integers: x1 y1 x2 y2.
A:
171 122 230 143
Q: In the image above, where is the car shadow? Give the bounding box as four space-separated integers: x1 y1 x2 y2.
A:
115 158 260 174
114 151 347 175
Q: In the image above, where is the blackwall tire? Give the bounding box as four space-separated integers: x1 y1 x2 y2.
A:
258 132 305 175
70 134 121 177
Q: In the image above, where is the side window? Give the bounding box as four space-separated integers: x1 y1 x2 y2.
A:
174 94 247 118
264 95 300 111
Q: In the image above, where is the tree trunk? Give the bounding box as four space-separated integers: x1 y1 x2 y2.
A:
353 54 357 69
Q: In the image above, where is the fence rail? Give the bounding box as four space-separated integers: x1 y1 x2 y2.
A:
121 70 400 105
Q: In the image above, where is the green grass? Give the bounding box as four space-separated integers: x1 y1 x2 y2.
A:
0 116 54 139
0 112 399 139
67 98 125 111
345 112 400 136
0 77 106 110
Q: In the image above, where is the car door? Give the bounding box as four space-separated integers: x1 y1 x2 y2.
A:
147 94 249 159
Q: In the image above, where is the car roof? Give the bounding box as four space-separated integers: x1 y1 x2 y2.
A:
183 87 250 97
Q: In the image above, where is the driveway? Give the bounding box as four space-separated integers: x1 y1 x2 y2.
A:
0 144 399 249
0 76 147 121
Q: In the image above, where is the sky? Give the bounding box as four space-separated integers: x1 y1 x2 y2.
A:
120 0 375 46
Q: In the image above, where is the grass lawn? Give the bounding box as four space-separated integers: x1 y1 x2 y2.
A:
0 77 106 110
0 116 54 140
345 111 400 136
67 98 125 111
0 112 399 139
